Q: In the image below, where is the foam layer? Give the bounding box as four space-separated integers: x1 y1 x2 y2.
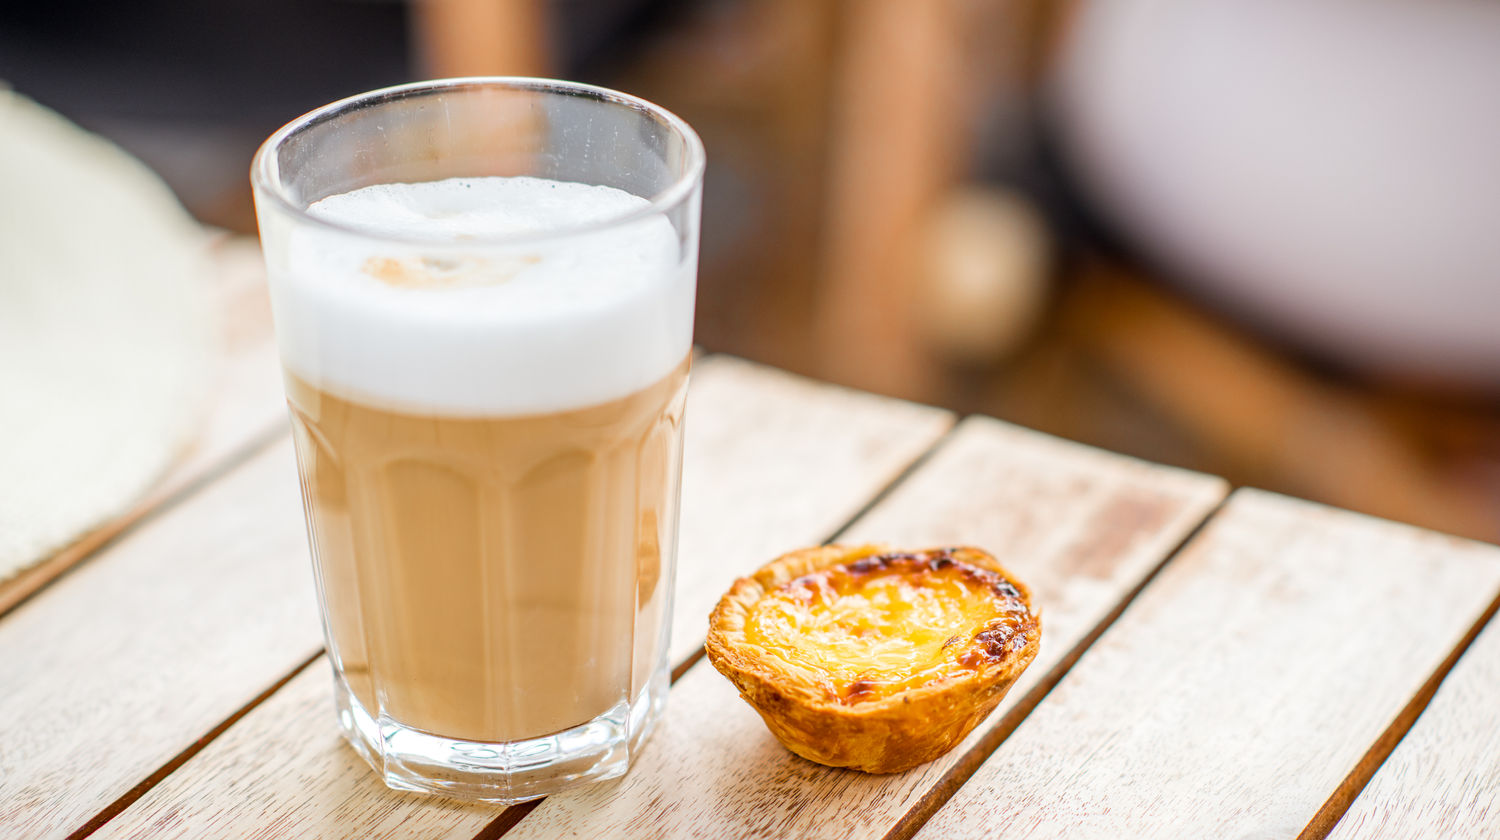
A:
269 177 694 415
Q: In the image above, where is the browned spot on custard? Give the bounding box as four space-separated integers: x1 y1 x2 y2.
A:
844 678 881 702
836 548 1024 602
957 613 1040 669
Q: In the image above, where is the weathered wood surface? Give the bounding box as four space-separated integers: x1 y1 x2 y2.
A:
11 293 1493 840
94 660 491 840
0 438 318 840
1326 607 1500 839
87 357 953 840
912 489 1500 840
0 237 285 617
496 416 1225 840
669 356 954 664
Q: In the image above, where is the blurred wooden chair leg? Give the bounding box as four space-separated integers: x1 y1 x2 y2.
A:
816 0 1035 401
816 0 965 402
1065 264 1500 543
409 0 549 78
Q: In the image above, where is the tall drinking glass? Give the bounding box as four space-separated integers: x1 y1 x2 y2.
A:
251 78 703 802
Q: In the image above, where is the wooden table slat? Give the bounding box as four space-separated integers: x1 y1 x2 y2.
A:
912 489 1500 840
78 356 953 840
1326 604 1500 839
0 241 286 617
667 356 954 664
0 438 319 840
497 416 1227 840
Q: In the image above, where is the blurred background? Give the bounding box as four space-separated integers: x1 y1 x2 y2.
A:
3 0 1498 542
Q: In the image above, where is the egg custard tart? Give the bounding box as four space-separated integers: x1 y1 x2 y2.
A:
706 545 1040 773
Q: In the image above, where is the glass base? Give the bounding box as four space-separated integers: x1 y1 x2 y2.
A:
331 668 669 804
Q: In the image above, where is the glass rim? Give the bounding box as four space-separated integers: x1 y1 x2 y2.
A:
250 76 706 247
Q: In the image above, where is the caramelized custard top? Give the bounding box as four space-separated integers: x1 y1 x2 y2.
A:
743 549 1035 704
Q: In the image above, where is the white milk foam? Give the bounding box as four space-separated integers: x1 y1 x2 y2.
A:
271 176 694 416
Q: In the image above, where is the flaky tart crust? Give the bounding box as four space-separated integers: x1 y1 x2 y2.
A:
706 544 1041 774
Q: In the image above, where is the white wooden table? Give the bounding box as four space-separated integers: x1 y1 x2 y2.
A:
4 243 1499 839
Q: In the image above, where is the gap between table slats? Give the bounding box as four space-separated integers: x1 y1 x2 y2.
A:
0 435 318 840
874 494 1228 840
487 416 1226 840
1317 588 1500 840
669 415 960 684
0 421 286 619
85 425 955 840
909 489 1500 840
53 355 951 840
485 426 1225 840
61 650 325 840
488 419 972 837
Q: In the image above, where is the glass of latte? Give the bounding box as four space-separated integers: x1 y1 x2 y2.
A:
250 79 703 802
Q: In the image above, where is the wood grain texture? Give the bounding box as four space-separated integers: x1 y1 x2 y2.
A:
0 236 286 616
96 659 498 840
0 439 319 840
1326 607 1500 839
91 357 954 840
499 415 1227 840
670 355 954 663
913 489 1500 840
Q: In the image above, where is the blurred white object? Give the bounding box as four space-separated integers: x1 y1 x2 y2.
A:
917 186 1051 364
1055 0 1500 387
0 89 212 579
